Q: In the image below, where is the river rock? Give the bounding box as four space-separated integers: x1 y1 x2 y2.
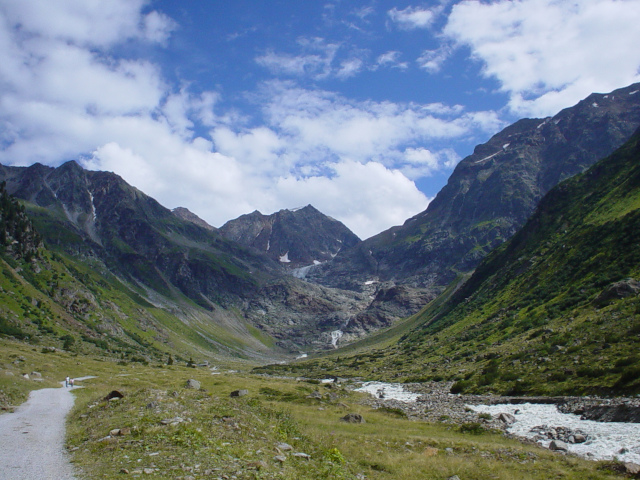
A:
549 440 569 452
624 462 640 475
498 412 516 424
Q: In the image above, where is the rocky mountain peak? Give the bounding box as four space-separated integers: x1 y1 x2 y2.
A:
172 207 216 231
220 204 360 268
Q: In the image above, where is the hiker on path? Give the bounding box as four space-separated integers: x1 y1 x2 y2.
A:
65 376 70 388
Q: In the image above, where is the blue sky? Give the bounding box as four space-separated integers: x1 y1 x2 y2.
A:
1 0 640 239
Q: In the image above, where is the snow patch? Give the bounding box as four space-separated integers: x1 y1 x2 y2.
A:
364 280 377 285
296 353 308 359
279 252 291 263
473 151 499 164
630 90 638 95
502 143 510 150
592 102 599 108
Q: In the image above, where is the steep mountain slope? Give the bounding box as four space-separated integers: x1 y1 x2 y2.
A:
274 128 640 396
220 205 360 268
0 162 367 354
307 83 640 303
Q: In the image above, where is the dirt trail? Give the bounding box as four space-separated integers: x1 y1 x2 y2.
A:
0 378 93 480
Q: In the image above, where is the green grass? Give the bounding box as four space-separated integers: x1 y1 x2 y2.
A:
0 339 630 480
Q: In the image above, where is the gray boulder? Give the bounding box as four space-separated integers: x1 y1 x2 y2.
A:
185 379 201 390
340 413 365 423
549 440 569 452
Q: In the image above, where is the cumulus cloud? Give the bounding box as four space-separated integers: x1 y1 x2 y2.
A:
0 0 505 239
444 0 640 116
273 160 432 239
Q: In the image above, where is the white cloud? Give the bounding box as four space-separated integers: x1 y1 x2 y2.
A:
375 51 409 70
274 160 432 239
444 0 640 116
388 6 436 30
336 58 364 79
0 0 505 239
255 38 339 79
401 147 460 179
0 0 175 47
417 45 452 73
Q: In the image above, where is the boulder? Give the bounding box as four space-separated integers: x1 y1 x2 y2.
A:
340 413 365 423
230 389 248 397
276 442 293 452
185 379 201 390
497 412 516 424
104 390 124 401
624 462 640 475
549 440 569 452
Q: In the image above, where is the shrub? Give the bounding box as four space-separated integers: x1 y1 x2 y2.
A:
459 422 486 435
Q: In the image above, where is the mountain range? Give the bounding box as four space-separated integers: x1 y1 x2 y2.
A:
1 82 640 393
272 124 640 396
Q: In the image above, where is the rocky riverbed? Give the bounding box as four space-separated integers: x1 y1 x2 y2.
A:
352 381 640 470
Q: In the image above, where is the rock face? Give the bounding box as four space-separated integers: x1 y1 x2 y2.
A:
306 83 640 301
220 205 360 268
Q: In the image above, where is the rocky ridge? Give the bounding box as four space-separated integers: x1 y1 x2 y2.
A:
305 83 640 336
220 205 360 268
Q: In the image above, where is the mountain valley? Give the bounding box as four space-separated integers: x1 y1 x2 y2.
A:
1 83 640 399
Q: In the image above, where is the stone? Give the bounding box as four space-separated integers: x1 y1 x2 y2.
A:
448 476 461 480
160 416 184 425
340 413 365 423
185 379 201 390
549 440 569 452
293 452 311 459
624 462 640 475
274 455 286 463
104 390 124 401
230 389 248 397
497 412 516 424
30 371 42 378
276 442 293 451
247 461 268 470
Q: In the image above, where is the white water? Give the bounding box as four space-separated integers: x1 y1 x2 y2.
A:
355 381 420 403
354 382 640 463
470 403 640 463
330 330 343 348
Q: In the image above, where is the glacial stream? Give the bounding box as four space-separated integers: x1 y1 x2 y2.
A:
355 382 640 464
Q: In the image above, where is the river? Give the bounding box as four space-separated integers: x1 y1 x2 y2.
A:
355 381 640 463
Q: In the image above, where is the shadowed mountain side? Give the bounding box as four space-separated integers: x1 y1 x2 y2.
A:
306 83 640 310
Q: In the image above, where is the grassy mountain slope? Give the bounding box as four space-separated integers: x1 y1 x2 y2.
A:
0 179 283 362
264 129 640 396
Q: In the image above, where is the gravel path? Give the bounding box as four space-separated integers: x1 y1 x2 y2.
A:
0 378 93 480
